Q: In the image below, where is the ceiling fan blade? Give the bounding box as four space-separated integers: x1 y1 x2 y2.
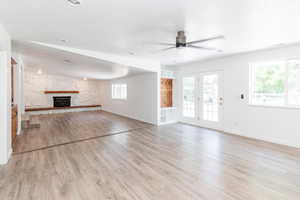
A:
157 42 176 46
188 45 222 52
187 35 225 45
160 46 177 51
152 46 176 54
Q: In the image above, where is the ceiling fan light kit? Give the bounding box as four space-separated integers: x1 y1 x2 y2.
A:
176 31 187 47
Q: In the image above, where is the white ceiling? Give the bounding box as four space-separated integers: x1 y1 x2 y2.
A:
14 41 146 79
2 0 300 67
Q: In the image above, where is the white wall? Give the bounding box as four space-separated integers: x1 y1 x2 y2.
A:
176 44 300 148
0 24 12 165
24 66 101 108
100 72 159 125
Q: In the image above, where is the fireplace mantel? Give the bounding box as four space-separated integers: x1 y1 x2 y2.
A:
44 91 79 94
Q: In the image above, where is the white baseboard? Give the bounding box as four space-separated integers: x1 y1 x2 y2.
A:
180 121 300 149
101 108 156 125
224 130 300 149
8 148 12 159
158 121 178 126
0 148 12 165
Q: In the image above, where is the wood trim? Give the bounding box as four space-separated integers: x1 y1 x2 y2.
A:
11 105 18 148
160 78 173 108
11 58 17 65
44 91 80 94
25 105 101 112
11 58 15 104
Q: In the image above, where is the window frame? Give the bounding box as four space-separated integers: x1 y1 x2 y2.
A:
111 83 127 100
249 59 300 109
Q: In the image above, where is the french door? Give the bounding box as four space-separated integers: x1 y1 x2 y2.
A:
182 71 224 130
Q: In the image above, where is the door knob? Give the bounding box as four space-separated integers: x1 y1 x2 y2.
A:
219 97 224 105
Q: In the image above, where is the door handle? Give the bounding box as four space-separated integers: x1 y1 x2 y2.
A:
219 97 224 106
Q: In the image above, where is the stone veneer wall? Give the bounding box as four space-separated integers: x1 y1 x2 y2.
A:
24 67 101 108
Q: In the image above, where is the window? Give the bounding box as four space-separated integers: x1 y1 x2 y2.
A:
183 77 195 117
287 60 300 106
112 84 127 99
250 59 300 107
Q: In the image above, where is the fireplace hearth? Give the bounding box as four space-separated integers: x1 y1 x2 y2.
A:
53 96 71 107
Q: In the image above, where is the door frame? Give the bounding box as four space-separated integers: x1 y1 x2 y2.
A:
0 51 12 165
180 70 224 131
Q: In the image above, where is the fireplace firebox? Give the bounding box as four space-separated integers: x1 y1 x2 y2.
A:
53 96 71 107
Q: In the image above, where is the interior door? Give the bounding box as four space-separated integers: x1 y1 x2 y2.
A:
182 71 224 130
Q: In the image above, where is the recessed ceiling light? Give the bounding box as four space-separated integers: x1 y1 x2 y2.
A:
129 52 135 55
37 69 43 75
83 77 87 81
67 0 81 6
60 39 67 43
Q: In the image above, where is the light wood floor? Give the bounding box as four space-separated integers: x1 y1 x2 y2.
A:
1 111 300 200
14 111 151 153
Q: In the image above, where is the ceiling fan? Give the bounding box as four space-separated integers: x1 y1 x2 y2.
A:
157 31 224 52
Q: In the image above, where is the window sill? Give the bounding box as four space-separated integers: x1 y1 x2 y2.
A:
248 104 300 110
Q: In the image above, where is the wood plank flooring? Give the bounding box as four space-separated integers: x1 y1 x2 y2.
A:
14 111 151 153
1 111 300 200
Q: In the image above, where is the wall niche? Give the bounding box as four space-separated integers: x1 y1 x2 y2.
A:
160 78 173 108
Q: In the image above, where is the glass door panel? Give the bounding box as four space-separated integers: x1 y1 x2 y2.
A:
183 77 195 118
182 71 223 130
202 74 219 122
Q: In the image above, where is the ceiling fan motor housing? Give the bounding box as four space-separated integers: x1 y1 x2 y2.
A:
176 31 186 47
